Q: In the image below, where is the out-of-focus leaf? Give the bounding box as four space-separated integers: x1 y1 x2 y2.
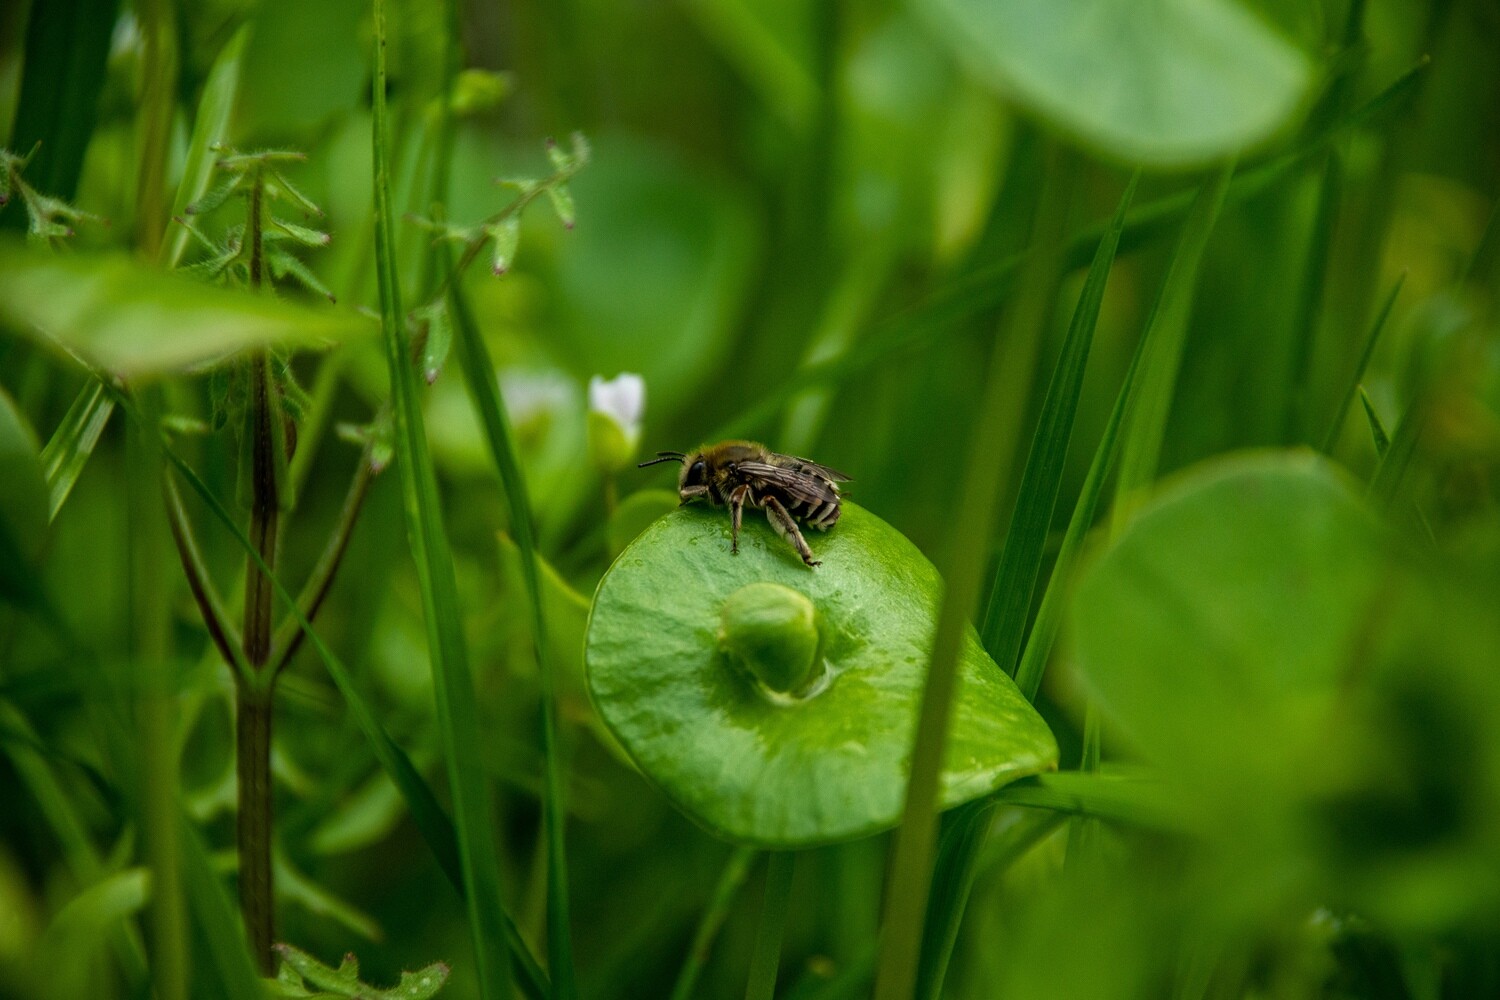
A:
0 387 50 611
917 0 1313 167
1070 452 1389 801
6 0 121 204
0 238 373 377
274 856 383 942
606 489 678 558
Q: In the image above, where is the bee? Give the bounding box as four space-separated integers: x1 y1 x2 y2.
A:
639 441 850 567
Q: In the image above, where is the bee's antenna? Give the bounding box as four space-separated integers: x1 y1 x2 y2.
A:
637 451 685 468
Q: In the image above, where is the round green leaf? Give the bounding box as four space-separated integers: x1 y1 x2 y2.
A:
918 0 1313 167
585 502 1057 847
1068 451 1389 799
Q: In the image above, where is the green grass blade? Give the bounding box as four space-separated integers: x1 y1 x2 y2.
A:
1369 395 1425 510
40 380 114 520
448 273 577 999
912 799 996 1000
1321 272 1404 453
980 172 1138 673
709 60 1426 441
1360 387 1391 456
370 2 515 996
670 847 758 1000
1113 165 1234 513
992 771 1186 831
178 813 263 1000
162 26 249 269
874 149 1075 1000
1012 311 1147 702
163 450 550 1000
745 852 796 1000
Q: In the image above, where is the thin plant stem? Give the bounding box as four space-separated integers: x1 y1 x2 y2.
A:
162 475 246 677
266 452 376 677
671 847 758 1000
746 852 796 1000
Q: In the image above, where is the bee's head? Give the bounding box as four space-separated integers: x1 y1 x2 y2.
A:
679 452 709 492
638 449 709 501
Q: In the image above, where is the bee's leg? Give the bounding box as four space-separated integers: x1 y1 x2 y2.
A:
728 484 750 554
762 496 820 567
679 485 709 505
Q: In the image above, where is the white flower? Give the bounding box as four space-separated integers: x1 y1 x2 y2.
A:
587 373 645 465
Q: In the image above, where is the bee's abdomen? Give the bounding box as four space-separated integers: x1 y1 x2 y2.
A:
784 493 841 530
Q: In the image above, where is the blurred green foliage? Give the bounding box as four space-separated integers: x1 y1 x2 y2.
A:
1 0 1499 997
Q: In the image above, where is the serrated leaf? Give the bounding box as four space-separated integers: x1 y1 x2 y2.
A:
269 251 336 302
268 169 322 216
270 218 331 246
272 945 449 1000
546 138 569 170
187 174 241 216
487 216 520 275
546 185 576 229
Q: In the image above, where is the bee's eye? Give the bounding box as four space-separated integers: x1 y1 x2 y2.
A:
687 460 707 485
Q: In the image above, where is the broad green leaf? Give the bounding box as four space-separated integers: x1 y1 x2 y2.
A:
0 238 373 377
585 503 1057 847
1069 451 1389 803
606 488 678 558
918 0 1313 167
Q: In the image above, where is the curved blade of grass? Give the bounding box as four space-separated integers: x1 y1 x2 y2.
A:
1369 394 1426 512
1321 272 1404 453
711 59 1425 441
162 26 249 269
1360 387 1391 456
670 846 758 1000
371 3 514 995
162 449 549 1000
992 771 1187 831
448 273 577 998
911 799 995 1000
980 172 1138 673
41 380 114 520
1112 164 1234 515
1012 295 1148 702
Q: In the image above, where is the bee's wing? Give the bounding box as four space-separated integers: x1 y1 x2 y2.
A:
784 456 853 482
739 462 843 505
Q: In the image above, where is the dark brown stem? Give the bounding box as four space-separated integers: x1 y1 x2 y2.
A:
235 686 274 972
238 170 279 972
266 453 376 678
162 475 245 674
